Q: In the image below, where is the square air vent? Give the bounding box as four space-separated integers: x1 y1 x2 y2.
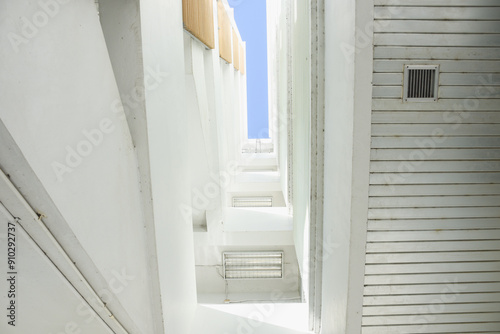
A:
223 251 283 279
232 196 273 207
403 65 439 102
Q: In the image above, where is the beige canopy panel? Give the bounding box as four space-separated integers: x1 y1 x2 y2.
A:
217 0 232 63
232 28 240 71
182 0 215 49
239 42 245 74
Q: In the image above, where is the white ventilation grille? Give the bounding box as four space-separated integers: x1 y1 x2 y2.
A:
232 196 273 207
223 251 283 279
404 65 439 102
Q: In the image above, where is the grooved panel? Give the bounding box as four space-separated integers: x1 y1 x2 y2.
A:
374 73 500 86
374 85 500 99
369 195 500 208
366 251 500 263
371 111 500 123
364 2 500 333
375 33 500 47
374 0 500 5
374 60 500 73
362 323 500 333
371 136 500 148
371 124 500 135
364 302 500 316
367 230 500 241
371 149 500 160
369 184 500 196
183 0 215 49
374 20 500 34
363 313 500 326
369 218 500 230
364 292 500 304
367 240 500 253
374 7 500 20
374 47 500 60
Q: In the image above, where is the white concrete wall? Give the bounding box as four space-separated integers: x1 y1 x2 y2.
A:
98 0 164 331
321 0 373 333
278 23 291 210
290 0 312 276
0 1 158 332
321 1 355 327
139 0 198 332
185 35 222 230
0 209 112 334
269 0 312 278
267 0 291 208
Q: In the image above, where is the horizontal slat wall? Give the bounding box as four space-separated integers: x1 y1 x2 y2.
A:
364 1 500 333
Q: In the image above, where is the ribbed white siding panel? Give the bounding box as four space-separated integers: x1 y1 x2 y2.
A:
364 1 500 332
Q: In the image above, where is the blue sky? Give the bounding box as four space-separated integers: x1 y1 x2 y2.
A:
232 0 269 139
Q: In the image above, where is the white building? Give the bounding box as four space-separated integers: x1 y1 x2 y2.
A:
0 0 499 333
